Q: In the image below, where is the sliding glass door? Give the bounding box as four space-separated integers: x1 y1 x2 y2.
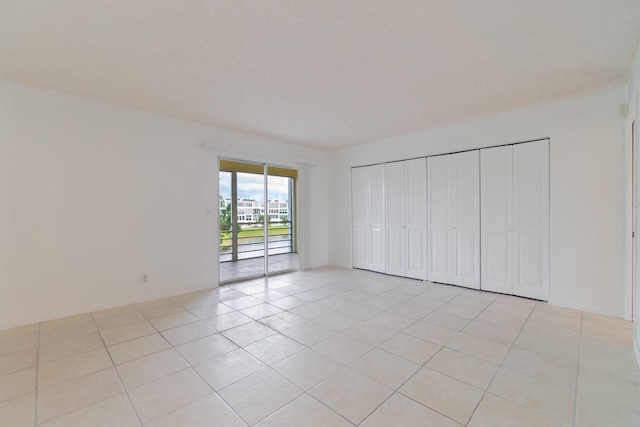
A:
218 160 298 283
267 173 297 274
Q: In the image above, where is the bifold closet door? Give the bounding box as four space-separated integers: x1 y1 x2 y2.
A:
452 151 481 288
351 164 386 273
427 151 480 288
385 162 406 276
352 167 370 270
384 158 428 279
405 158 428 280
480 140 549 300
480 146 513 293
427 155 453 283
513 140 549 300
369 164 386 273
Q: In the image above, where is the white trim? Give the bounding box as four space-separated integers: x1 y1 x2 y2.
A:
297 165 312 269
0 285 218 331
264 164 269 274
625 95 636 321
215 154 307 273
215 157 221 285
548 299 623 318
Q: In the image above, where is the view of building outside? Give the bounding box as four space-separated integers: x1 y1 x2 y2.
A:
219 197 289 224
219 171 294 262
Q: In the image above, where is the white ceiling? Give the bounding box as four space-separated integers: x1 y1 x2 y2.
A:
1 1 640 149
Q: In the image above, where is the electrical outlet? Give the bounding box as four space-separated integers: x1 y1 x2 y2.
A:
142 275 148 284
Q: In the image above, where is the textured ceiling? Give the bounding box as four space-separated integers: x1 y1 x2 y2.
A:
1 1 640 149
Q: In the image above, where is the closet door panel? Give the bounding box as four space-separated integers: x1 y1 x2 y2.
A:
386 229 405 275
370 227 386 271
406 231 426 278
352 167 370 270
480 146 512 293
456 231 478 280
353 226 368 269
427 156 453 282
485 233 510 285
428 157 451 226
369 164 386 273
430 230 451 277
386 162 405 225
370 165 385 226
406 159 427 228
405 158 427 279
385 162 406 276
514 143 546 230
452 150 480 289
513 140 549 299
516 233 543 288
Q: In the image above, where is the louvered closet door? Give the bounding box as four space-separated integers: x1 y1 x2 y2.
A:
452 150 480 289
427 155 454 283
369 164 386 273
513 140 549 300
481 146 513 293
352 167 370 270
385 162 406 276
405 158 428 280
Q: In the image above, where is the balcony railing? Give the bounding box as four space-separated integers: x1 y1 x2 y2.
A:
220 221 293 262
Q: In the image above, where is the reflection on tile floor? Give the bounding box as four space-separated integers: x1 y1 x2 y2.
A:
1 266 639 426
219 253 299 283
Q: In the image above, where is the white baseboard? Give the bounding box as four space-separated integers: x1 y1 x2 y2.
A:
547 299 623 318
0 283 220 331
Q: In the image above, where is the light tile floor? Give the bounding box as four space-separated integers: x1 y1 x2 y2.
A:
1 267 639 426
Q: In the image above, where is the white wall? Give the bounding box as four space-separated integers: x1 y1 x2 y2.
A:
329 87 627 317
0 80 329 330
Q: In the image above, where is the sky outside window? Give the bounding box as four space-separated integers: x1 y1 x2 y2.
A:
219 172 289 201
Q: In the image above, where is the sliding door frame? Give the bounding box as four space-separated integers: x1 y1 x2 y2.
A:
218 157 299 283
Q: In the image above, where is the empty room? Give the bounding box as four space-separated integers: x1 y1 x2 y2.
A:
2 1 640 426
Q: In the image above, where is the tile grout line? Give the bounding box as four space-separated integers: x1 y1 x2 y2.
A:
93 310 144 427
256 282 360 425
326 280 461 425
358 343 455 426
142 294 252 426
89 305 146 425
176 290 310 426
572 311 584 427
372 285 500 425
135 305 236 424
285 276 395 427
462 296 536 426
228 276 399 426
300 391 357 427
33 316 112 425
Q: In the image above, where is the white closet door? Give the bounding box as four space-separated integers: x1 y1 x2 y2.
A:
369 164 386 273
513 140 549 299
405 158 428 280
481 146 513 293
352 167 370 270
385 162 406 276
452 150 480 289
427 155 454 283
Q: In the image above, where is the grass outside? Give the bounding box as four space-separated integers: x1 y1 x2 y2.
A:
220 225 290 247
